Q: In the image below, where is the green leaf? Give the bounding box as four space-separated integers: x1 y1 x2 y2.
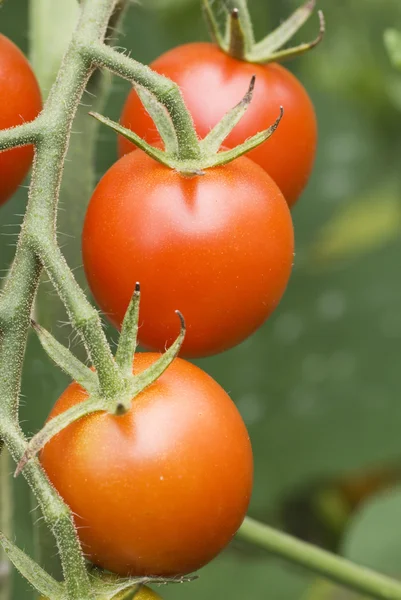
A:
341 485 401 578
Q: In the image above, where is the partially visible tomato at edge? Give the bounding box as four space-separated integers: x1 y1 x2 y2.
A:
40 354 253 577
0 34 42 206
39 585 162 599
82 148 294 358
118 42 317 207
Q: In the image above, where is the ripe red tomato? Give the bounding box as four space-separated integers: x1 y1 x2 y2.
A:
40 354 253 576
119 42 317 207
0 35 42 206
82 149 294 357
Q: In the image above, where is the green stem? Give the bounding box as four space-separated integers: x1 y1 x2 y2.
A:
32 238 122 398
0 451 11 600
239 517 401 600
84 41 201 161
0 420 90 600
0 0 127 597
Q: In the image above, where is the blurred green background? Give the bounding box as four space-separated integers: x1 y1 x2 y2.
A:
2 0 401 598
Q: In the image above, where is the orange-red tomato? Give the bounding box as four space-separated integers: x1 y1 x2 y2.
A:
82 149 294 357
119 42 317 207
40 354 253 576
0 35 42 206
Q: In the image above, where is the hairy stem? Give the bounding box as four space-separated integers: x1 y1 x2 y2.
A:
0 451 12 600
0 420 89 600
0 0 125 597
84 41 201 161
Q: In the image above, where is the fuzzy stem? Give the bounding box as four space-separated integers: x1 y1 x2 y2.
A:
0 120 42 151
0 451 11 600
0 420 90 600
83 41 201 161
0 0 128 597
31 238 122 398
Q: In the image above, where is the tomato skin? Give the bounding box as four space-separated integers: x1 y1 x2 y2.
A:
0 35 42 206
40 354 253 576
118 42 317 207
82 149 294 357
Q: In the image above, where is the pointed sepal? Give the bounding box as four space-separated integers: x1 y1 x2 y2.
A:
89 112 173 167
115 282 141 375
204 106 284 168
248 9 325 64
31 320 99 394
251 0 317 57
14 395 106 477
129 311 186 399
223 0 255 51
227 8 247 60
135 85 179 155
200 76 255 154
0 532 64 599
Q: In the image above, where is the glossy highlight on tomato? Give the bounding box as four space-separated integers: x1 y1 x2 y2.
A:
40 354 253 577
119 42 317 207
82 149 294 358
0 35 42 206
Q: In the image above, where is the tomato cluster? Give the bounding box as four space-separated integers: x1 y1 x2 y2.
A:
2 0 318 586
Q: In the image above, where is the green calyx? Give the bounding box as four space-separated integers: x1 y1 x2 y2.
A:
14 283 186 478
91 75 283 175
203 0 325 64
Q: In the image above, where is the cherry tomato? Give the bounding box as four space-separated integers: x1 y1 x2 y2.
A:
40 354 253 576
82 149 294 357
119 42 317 207
0 35 42 206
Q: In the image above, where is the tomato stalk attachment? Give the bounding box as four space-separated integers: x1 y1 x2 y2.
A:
203 0 325 64
14 300 186 477
90 76 284 175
